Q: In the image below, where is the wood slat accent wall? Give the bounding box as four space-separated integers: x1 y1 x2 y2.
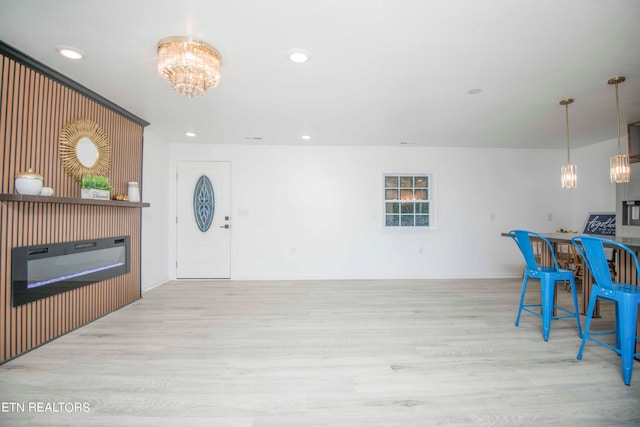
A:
0 44 147 363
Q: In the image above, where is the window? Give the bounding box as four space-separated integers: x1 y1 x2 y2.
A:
384 174 432 227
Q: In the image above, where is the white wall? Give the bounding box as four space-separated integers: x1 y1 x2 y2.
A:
571 138 618 231
138 137 618 287
164 143 582 280
140 129 171 292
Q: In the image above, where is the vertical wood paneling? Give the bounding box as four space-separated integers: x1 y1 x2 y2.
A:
0 50 145 363
618 251 638 285
0 54 5 363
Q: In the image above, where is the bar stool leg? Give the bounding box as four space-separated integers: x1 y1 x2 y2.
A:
618 299 638 386
578 290 598 360
568 276 583 338
540 277 554 342
515 274 529 327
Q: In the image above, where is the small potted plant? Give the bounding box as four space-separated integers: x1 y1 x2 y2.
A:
81 175 112 200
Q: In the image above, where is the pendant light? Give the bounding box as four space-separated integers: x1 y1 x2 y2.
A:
560 98 577 188
609 76 630 183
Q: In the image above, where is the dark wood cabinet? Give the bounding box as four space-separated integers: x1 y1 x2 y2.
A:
629 120 640 163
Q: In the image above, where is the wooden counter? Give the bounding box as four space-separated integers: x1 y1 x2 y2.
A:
540 232 640 251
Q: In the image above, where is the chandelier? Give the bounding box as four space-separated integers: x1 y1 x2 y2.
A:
560 98 577 189
157 36 221 98
609 76 629 183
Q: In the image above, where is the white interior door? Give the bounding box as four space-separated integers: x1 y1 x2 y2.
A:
176 161 231 278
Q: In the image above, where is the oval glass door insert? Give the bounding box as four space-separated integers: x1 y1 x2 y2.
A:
193 175 215 232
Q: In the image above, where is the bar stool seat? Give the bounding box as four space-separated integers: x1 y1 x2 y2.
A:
509 230 582 341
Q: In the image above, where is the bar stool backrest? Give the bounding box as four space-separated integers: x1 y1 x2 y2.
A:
509 230 559 271
571 236 640 290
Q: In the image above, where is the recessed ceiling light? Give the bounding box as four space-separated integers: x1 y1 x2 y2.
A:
301 135 312 140
185 131 197 137
467 88 482 95
288 49 310 63
56 45 85 60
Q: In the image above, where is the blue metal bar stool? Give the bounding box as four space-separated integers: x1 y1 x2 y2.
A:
508 230 582 341
572 235 640 386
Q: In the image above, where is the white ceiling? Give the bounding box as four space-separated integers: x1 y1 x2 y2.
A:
1 0 639 149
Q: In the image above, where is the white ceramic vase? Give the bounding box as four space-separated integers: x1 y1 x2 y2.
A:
127 182 140 202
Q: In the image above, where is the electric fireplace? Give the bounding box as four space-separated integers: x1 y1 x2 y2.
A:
12 236 130 306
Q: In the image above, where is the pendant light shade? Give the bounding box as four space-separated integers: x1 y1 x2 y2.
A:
560 98 577 189
609 76 630 183
561 164 577 189
611 154 630 183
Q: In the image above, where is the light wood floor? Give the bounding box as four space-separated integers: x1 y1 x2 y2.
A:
0 278 638 426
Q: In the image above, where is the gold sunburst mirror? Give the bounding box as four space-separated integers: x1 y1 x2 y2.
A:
59 118 111 182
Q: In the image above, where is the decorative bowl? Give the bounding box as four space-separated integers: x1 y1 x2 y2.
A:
15 169 43 195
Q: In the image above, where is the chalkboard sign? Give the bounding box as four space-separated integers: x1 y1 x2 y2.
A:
582 212 616 236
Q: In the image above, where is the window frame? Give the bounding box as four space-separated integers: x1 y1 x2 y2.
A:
382 173 435 229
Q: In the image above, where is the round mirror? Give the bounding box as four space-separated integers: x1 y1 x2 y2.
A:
76 137 99 168
59 118 111 182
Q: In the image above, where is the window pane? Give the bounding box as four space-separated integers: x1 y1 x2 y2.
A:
385 189 398 200
400 176 413 187
386 215 399 226
386 202 399 214
415 202 429 214
383 173 432 228
415 215 430 226
400 189 413 200
414 189 427 200
415 176 428 188
401 215 415 226
385 176 398 188
401 202 414 213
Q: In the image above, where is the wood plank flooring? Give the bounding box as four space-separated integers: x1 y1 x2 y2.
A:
0 278 638 426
